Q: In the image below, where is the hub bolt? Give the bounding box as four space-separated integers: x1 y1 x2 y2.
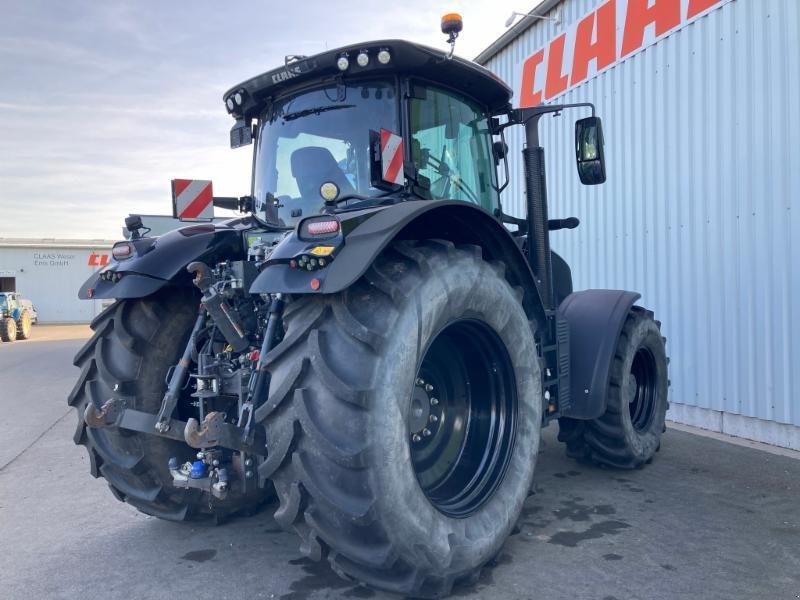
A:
415 377 425 386
430 397 439 406
422 428 432 437
244 458 253 467
429 414 438 423
424 383 434 392
412 433 421 443
245 470 254 479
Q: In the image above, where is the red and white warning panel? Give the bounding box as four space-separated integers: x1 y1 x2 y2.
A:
171 179 214 221
380 129 404 186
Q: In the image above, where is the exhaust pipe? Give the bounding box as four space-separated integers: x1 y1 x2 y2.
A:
523 118 553 310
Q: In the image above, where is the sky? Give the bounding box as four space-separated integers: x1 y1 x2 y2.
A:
0 0 537 240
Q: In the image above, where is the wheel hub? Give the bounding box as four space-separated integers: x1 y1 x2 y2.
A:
409 384 433 434
410 378 442 442
628 347 658 432
407 319 517 518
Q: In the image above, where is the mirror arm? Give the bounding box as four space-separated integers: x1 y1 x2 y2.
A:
502 102 596 132
212 196 255 213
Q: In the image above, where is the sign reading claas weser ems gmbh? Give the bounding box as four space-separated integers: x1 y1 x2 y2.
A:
519 0 729 106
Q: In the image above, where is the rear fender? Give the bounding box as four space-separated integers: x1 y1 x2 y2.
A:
557 289 641 419
78 223 245 300
250 201 548 327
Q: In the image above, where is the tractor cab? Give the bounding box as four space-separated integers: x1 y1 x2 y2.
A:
224 39 512 227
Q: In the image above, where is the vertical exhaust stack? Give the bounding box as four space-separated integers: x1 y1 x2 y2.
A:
509 102 596 310
523 117 553 310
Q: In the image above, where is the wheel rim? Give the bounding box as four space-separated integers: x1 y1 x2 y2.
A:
409 319 517 518
628 347 658 432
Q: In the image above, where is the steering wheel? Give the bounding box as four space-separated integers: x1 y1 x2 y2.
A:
426 145 480 204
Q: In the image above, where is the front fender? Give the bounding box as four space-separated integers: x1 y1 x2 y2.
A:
557 289 641 419
78 223 246 300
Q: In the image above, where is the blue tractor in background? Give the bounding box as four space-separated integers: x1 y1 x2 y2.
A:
0 292 36 342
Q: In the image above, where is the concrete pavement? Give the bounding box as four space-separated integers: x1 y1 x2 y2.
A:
1 336 798 600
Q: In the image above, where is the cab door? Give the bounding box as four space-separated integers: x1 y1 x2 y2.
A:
407 83 498 213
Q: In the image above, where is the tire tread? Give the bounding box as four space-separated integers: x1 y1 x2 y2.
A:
261 242 530 597
558 306 668 469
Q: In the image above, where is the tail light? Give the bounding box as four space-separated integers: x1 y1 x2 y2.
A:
112 242 134 259
299 217 340 240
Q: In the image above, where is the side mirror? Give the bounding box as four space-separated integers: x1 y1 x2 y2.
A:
492 140 508 160
575 116 606 185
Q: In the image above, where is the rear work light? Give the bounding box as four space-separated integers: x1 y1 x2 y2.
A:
300 217 340 240
112 242 134 259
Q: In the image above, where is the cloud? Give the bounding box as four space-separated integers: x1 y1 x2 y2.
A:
0 0 535 239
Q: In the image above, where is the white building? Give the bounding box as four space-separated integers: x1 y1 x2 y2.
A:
477 0 799 448
0 239 115 323
0 215 222 324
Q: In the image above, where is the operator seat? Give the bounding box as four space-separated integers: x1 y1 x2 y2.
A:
291 147 356 201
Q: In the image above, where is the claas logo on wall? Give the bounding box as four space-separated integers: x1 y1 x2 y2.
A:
88 253 109 267
518 0 728 107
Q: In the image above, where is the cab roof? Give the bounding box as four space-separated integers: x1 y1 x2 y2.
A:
223 39 513 120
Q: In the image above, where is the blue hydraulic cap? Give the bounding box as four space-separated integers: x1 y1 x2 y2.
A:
190 460 208 479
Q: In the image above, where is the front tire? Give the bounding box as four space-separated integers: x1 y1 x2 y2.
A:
259 241 541 597
558 306 668 468
1 317 17 342
68 289 266 521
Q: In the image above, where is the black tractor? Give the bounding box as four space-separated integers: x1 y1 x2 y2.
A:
70 18 668 598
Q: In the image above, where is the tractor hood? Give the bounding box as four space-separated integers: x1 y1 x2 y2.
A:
222 39 513 120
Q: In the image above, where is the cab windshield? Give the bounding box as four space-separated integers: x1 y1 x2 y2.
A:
253 79 398 227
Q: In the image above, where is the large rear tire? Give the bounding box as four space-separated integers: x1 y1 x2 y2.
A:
1 317 17 342
68 288 266 522
558 306 668 468
259 240 541 598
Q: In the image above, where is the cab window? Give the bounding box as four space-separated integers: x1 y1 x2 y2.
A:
409 84 497 211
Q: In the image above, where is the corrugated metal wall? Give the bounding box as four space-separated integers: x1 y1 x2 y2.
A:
482 0 800 437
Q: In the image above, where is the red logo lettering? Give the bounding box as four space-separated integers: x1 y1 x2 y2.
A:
571 0 617 87
88 253 109 267
519 49 545 107
687 0 721 19
545 34 570 100
518 0 726 106
621 0 681 57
